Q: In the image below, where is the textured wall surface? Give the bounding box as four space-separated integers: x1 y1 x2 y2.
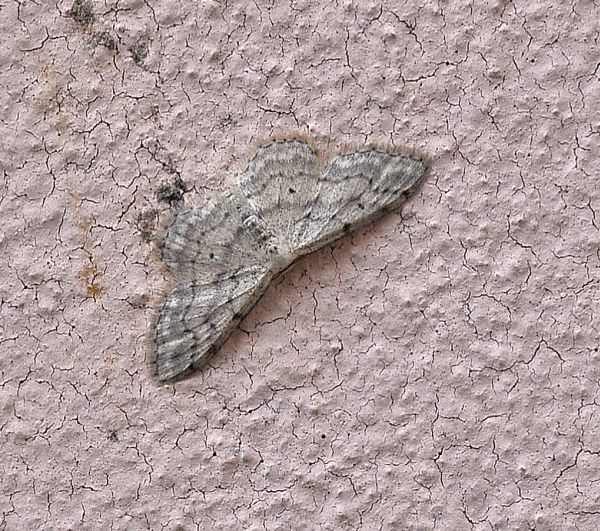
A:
1 1 599 529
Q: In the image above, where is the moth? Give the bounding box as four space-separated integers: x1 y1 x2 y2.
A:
154 137 429 381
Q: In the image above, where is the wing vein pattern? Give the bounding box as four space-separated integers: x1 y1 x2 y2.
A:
154 137 429 381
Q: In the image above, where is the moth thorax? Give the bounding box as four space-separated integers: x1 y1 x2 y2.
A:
242 214 271 243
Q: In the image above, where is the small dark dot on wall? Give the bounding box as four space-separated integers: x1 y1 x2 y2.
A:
130 37 150 65
213 451 217 457
321 434 326 439
92 31 117 50
67 0 95 26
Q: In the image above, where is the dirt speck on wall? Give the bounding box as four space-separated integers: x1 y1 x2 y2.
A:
1 1 599 529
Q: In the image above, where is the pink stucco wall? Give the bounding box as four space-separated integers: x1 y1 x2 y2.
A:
1 1 599 529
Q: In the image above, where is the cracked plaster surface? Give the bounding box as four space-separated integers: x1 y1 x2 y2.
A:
1 0 599 529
